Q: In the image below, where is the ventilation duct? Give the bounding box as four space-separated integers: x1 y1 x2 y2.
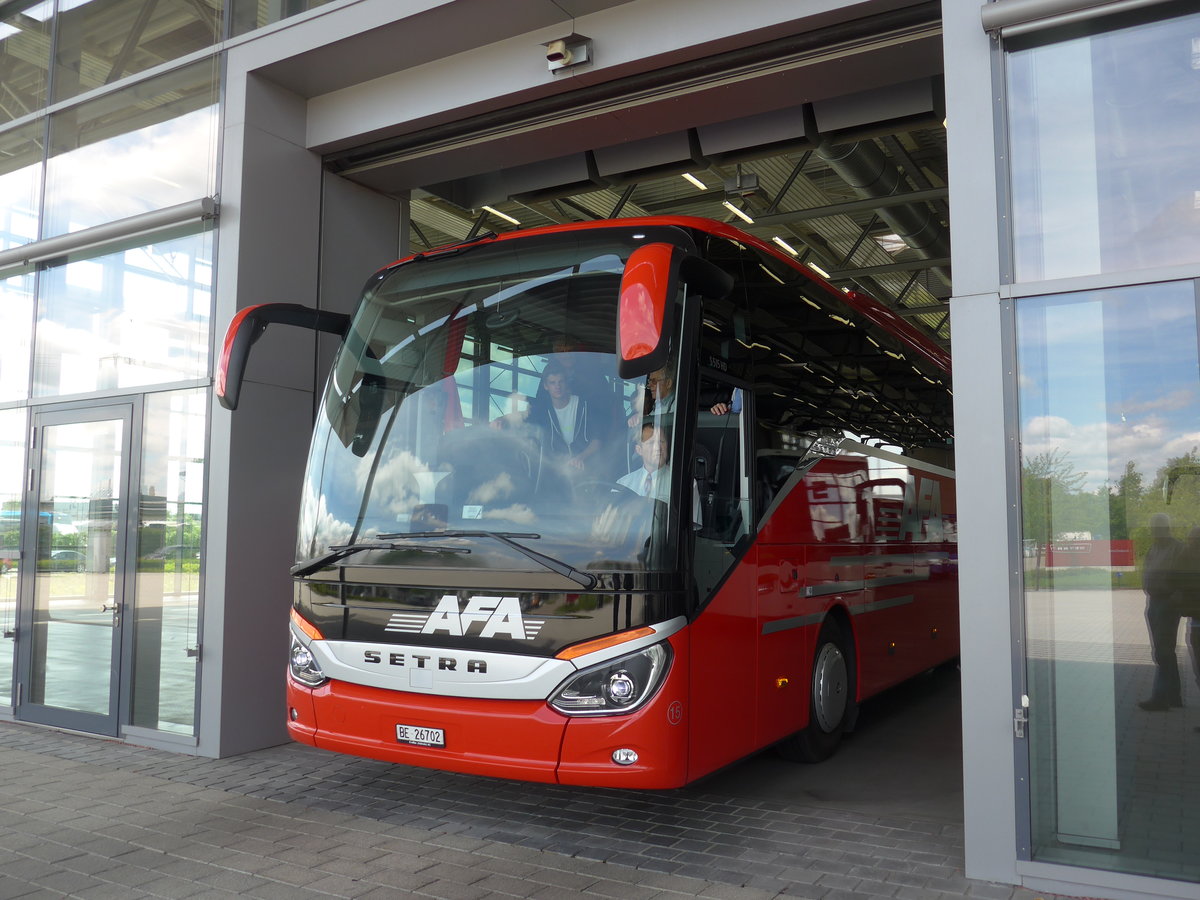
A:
815 140 950 286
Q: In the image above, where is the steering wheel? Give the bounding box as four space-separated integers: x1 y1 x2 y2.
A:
575 480 640 501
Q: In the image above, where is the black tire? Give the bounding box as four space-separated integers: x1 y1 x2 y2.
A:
777 617 856 763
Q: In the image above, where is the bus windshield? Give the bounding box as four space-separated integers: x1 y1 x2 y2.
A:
298 227 693 581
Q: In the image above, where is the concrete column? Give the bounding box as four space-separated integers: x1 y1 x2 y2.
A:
200 71 322 757
943 1 1021 886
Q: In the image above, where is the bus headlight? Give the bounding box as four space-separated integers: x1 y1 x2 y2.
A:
289 637 328 687
550 643 670 716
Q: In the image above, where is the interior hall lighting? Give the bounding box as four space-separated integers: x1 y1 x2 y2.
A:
681 173 707 190
771 236 799 255
482 205 520 225
722 200 754 224
808 262 831 279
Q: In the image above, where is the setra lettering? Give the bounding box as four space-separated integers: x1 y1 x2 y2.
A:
362 649 487 674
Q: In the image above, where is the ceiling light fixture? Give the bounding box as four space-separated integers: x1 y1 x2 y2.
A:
681 173 706 190
722 200 754 224
482 205 520 225
771 236 799 255
808 262 831 279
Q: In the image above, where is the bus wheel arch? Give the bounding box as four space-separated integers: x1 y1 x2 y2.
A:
777 613 858 763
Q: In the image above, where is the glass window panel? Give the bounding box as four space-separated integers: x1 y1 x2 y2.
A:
227 0 335 38
0 407 26 705
1017 279 1200 882
0 122 43 250
29 416 122 714
0 270 34 401
0 1 51 126
51 0 221 104
131 388 204 733
44 60 217 237
33 225 212 396
1007 10 1200 281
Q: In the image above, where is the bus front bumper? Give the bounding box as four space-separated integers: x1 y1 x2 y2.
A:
286 658 690 788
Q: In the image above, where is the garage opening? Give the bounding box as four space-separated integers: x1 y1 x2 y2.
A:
295 3 959 816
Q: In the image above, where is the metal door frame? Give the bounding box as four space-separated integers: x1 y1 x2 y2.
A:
15 398 142 736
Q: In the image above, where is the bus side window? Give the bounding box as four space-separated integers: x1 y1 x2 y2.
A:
693 374 751 597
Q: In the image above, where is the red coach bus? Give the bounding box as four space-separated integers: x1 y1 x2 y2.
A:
219 216 957 788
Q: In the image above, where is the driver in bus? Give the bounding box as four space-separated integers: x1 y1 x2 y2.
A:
617 423 702 529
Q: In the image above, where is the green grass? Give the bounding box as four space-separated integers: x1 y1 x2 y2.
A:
1023 567 1139 590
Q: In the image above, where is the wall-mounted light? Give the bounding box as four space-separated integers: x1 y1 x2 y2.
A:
544 34 591 72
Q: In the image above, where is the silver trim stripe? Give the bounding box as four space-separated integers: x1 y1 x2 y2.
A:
762 612 825 635
760 594 917 635
848 595 915 615
805 581 866 598
384 612 430 633
867 574 931 589
832 552 955 566
523 620 546 639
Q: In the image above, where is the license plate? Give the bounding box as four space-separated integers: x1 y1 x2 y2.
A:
395 723 445 747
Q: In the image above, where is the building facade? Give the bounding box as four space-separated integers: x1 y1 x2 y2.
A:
1 1 1198 898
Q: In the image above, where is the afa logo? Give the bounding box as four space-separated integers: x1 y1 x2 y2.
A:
385 595 544 640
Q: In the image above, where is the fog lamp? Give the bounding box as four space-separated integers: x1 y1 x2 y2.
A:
612 748 639 766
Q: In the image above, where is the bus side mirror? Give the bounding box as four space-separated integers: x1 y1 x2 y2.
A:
617 244 733 380
617 243 679 380
217 303 350 410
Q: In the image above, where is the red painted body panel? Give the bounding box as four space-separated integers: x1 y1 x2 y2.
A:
289 632 693 788
754 543 815 748
557 631 690 788
289 677 567 783
685 551 761 781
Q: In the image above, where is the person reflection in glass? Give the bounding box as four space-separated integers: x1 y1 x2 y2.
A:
1176 525 1200 727
1139 512 1184 711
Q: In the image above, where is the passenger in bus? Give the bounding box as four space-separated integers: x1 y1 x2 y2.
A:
1138 512 1184 712
537 336 624 476
709 387 742 416
628 367 677 426
618 423 702 528
530 361 602 472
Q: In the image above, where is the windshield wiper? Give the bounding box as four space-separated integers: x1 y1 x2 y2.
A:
378 530 597 590
291 540 470 579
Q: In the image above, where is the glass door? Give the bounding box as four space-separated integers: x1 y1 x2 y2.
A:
16 405 133 735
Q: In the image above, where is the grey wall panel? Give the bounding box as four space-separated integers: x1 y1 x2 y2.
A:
316 173 402 407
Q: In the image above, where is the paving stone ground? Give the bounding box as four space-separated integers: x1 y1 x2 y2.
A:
0 721 1071 900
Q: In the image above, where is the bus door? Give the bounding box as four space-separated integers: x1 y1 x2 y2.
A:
687 373 758 778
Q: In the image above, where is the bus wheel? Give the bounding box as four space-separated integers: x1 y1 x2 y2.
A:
778 618 856 763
